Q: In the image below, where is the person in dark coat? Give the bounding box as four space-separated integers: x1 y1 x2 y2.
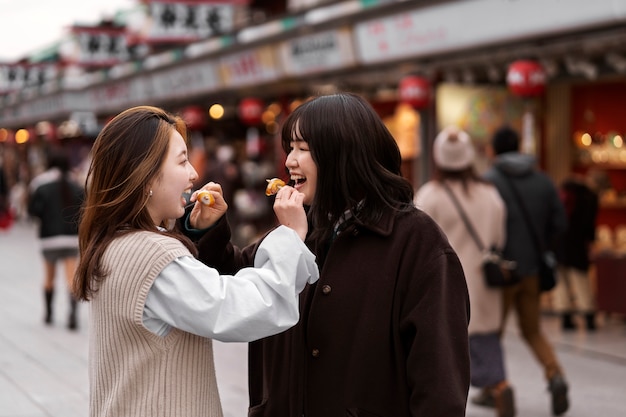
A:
190 93 470 417
553 173 599 331
28 147 85 329
482 126 569 416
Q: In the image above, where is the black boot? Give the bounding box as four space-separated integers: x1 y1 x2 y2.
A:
44 289 54 324
68 294 78 331
585 312 596 331
561 313 576 331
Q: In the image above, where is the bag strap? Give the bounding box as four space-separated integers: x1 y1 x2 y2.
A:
496 169 546 256
441 182 486 252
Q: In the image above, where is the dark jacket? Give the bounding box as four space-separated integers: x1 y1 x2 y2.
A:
556 178 598 271
483 152 567 276
28 176 84 239
194 207 470 417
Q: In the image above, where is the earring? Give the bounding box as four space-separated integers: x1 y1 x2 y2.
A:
149 190 153 197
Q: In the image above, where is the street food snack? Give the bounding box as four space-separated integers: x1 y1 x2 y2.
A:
196 190 215 206
265 178 285 196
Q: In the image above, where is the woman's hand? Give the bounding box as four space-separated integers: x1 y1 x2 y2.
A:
273 186 307 241
188 182 228 230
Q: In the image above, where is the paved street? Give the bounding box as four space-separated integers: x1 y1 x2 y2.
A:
1 219 625 416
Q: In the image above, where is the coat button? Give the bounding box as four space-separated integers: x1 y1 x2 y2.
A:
321 285 332 294
311 349 320 357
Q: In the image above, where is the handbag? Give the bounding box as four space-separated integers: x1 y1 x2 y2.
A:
442 183 520 288
498 173 557 292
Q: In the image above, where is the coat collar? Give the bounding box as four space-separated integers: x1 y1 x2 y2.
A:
348 209 396 238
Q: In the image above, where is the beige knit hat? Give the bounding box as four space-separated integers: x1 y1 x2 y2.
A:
433 126 475 170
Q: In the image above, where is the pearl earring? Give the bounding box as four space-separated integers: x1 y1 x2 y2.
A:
149 190 153 197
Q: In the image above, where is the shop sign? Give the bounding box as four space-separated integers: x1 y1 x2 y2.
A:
279 28 355 75
0 64 59 93
506 60 546 97
7 94 67 126
130 1 239 44
219 46 281 87
60 26 131 67
89 78 150 111
148 60 220 100
354 0 624 64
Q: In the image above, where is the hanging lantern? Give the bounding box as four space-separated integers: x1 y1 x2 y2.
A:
238 98 265 126
506 60 547 97
181 105 206 130
398 76 431 109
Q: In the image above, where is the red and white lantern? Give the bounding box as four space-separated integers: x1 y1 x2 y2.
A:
181 105 206 130
506 60 547 97
238 98 265 126
398 76 431 109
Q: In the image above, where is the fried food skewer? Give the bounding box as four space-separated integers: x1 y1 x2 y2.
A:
265 178 285 196
196 190 215 206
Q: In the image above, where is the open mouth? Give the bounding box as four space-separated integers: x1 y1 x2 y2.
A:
182 189 193 206
291 175 306 189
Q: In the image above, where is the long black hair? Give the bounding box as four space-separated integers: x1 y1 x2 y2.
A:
281 93 414 243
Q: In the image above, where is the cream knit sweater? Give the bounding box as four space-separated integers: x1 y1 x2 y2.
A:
89 231 223 417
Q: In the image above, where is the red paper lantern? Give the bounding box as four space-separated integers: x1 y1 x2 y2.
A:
238 98 265 126
506 60 547 97
181 105 207 130
398 76 431 109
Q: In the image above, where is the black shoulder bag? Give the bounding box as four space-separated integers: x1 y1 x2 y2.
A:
498 174 558 292
441 182 519 288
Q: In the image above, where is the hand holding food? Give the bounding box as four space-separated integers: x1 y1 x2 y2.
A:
265 178 286 196
196 190 215 206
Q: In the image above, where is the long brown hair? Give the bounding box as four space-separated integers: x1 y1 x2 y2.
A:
73 106 197 301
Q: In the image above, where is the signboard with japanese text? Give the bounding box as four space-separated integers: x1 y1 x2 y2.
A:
0 64 59 93
129 0 244 44
279 28 355 75
59 26 132 67
219 46 281 87
354 0 626 63
148 59 220 100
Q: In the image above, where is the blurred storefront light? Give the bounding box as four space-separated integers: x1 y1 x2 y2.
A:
15 129 29 144
209 104 225 120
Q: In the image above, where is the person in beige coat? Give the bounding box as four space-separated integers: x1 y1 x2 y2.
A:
415 126 514 417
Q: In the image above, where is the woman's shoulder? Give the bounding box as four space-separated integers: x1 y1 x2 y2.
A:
414 181 445 208
112 230 189 253
398 205 447 235
473 180 502 196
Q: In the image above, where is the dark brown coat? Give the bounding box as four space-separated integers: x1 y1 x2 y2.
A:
195 208 470 417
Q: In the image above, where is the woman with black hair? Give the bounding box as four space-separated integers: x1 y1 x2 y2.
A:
195 93 470 417
29 147 84 329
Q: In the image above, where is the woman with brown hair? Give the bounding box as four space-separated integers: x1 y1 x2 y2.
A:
73 105 318 417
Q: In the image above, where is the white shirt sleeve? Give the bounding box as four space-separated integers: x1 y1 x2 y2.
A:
143 225 319 342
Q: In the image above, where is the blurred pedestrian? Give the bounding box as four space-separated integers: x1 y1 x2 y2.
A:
72 105 318 417
553 172 599 331
28 147 84 330
415 126 515 417
193 93 470 416
0 158 12 230
483 126 569 416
